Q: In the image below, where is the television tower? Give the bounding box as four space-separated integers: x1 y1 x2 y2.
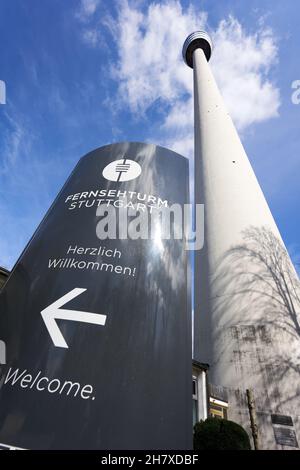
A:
183 31 300 449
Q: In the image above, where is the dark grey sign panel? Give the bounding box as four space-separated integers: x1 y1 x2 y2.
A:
0 142 191 450
271 414 293 427
273 426 298 448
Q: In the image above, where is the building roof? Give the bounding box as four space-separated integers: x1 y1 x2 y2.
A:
0 266 10 277
192 359 209 371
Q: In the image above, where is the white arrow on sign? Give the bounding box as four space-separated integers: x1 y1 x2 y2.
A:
41 288 107 349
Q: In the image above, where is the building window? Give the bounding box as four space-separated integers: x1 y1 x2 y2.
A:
209 397 228 420
192 361 209 425
192 376 198 425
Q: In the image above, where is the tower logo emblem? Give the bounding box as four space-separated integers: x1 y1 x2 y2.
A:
102 158 141 182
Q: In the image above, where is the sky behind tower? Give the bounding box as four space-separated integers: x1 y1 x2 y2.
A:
0 0 299 271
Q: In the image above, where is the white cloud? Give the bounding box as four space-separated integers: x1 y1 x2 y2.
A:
77 0 100 20
82 28 100 46
211 16 280 130
0 111 29 173
111 1 202 115
109 1 280 158
76 0 105 47
0 109 68 270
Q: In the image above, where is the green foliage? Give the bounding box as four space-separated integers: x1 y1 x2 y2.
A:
193 417 251 450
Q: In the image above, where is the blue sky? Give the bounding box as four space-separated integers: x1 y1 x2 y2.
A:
0 0 299 271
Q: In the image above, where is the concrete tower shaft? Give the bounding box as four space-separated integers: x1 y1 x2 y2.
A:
184 32 300 449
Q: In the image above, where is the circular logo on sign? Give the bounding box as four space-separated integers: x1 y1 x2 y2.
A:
102 158 142 182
